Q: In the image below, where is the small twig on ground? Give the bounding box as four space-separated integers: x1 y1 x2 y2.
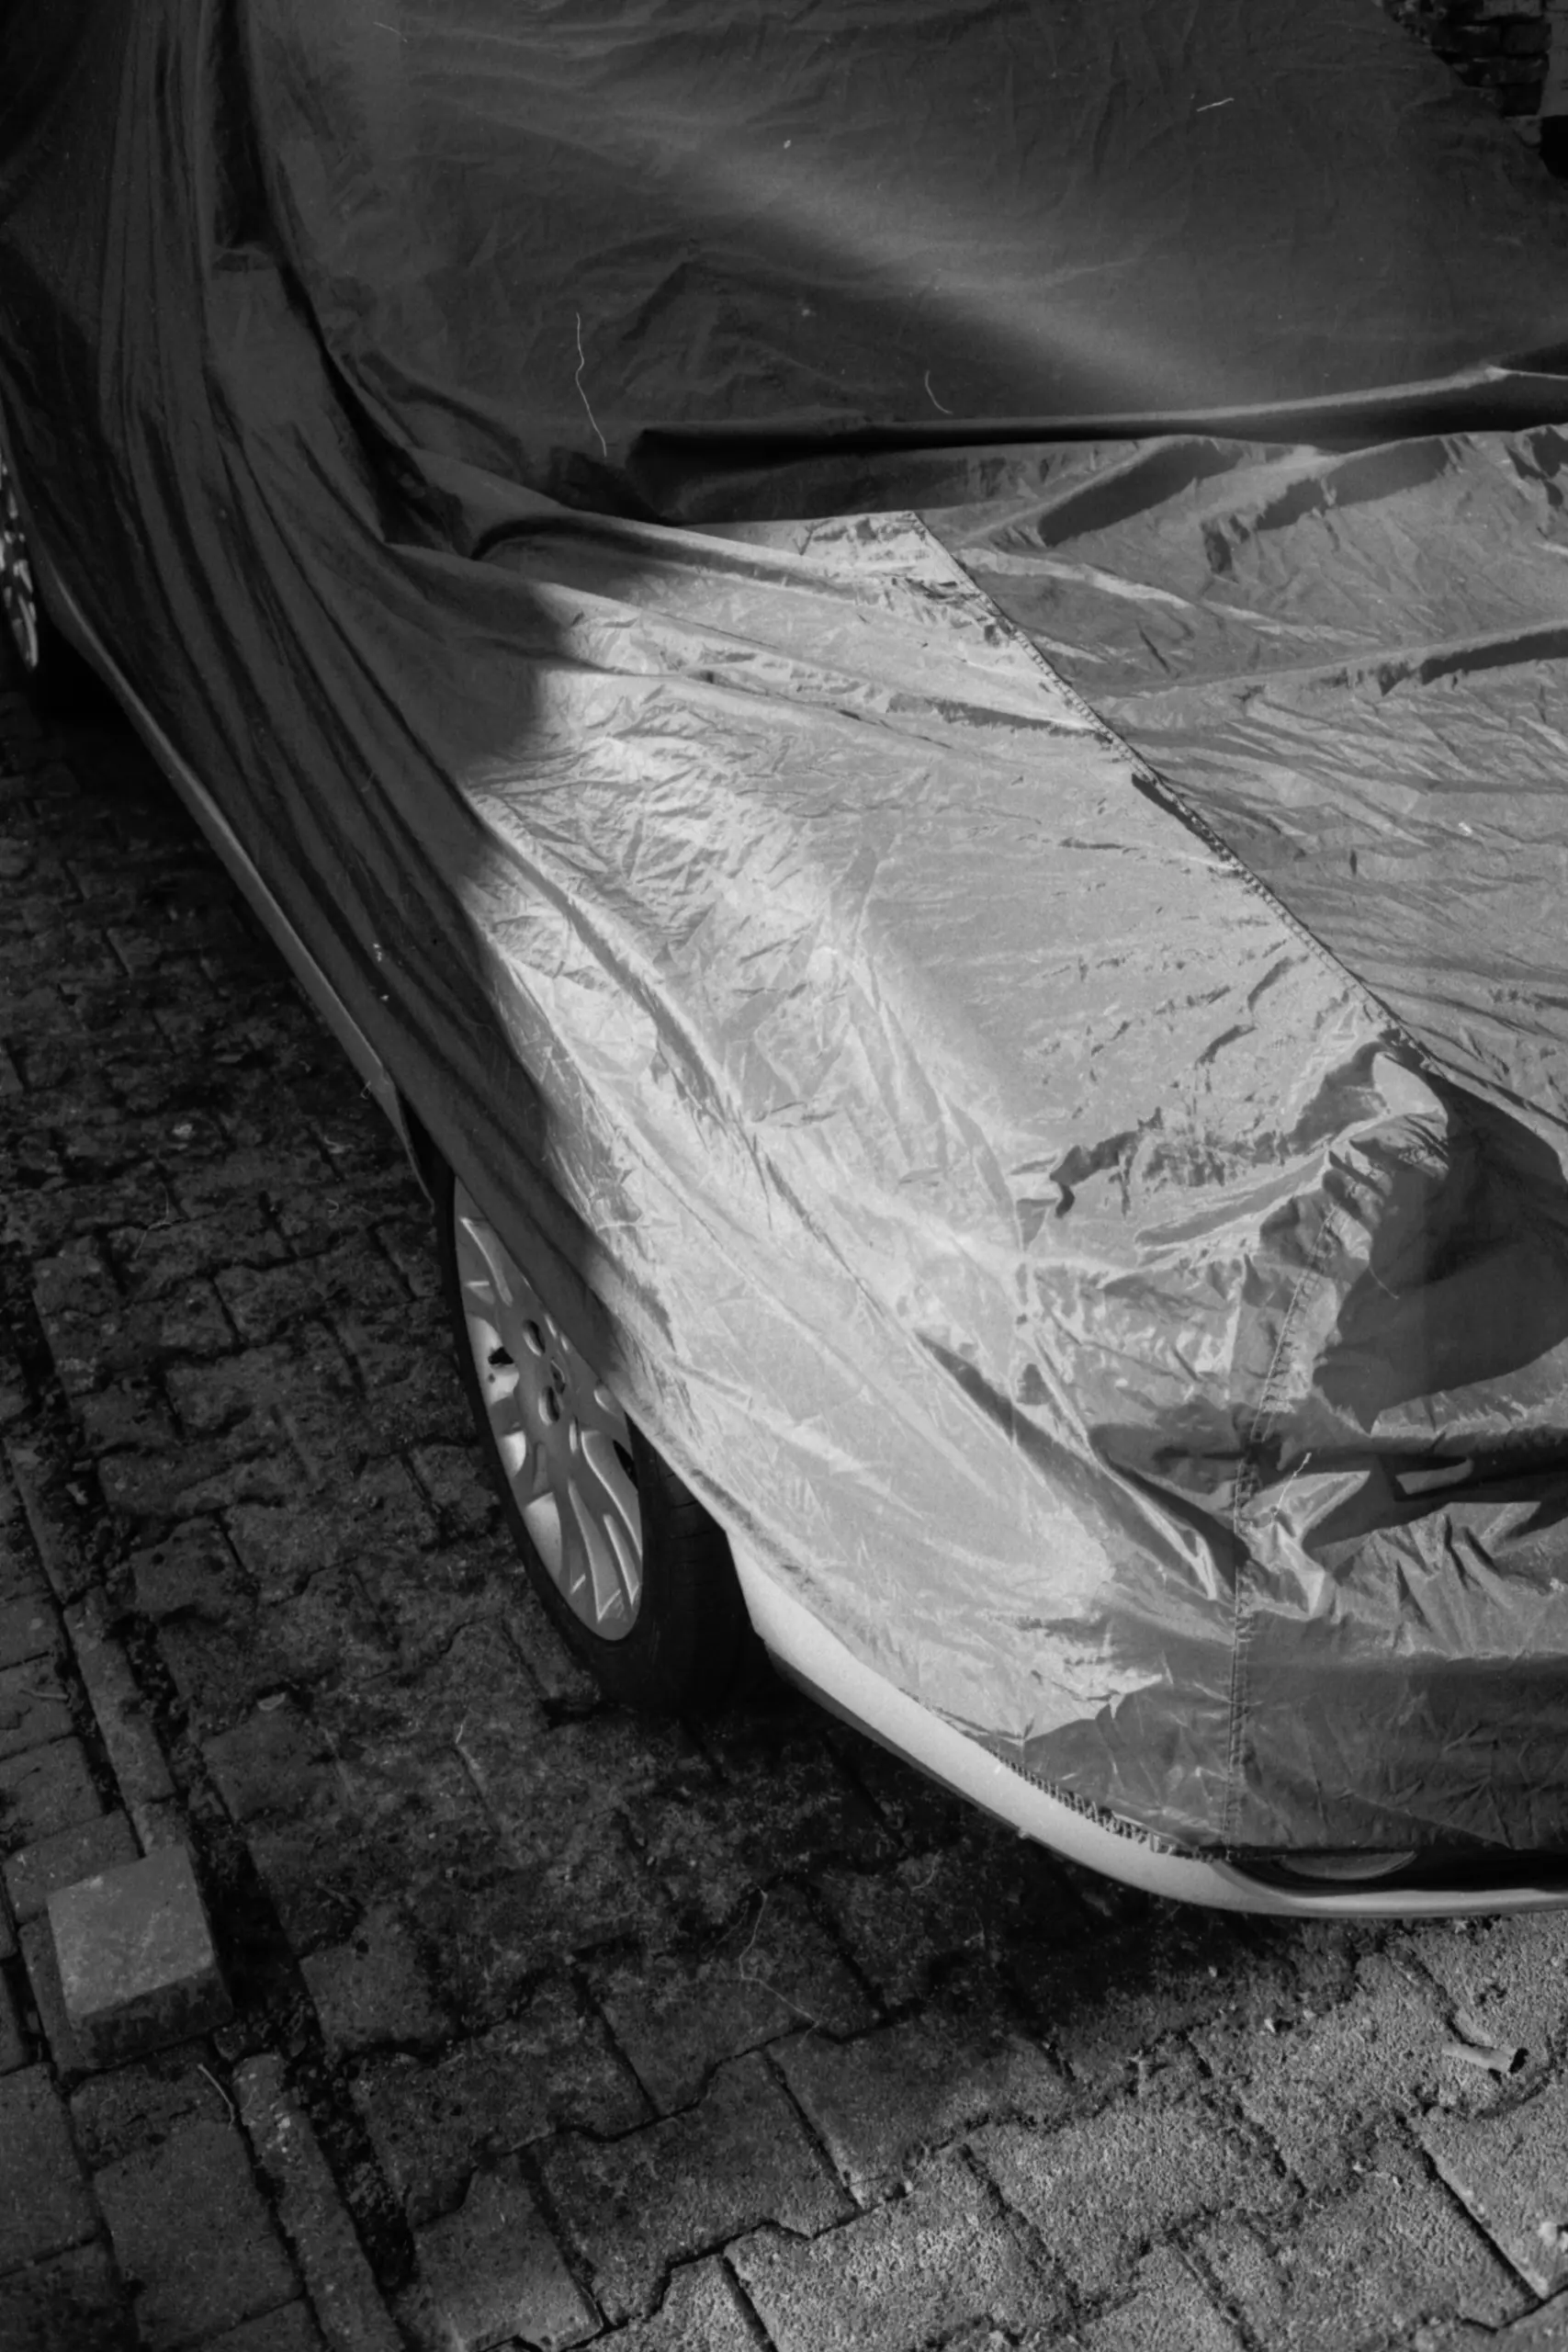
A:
198 2063 236 2122
1441 2039 1524 2076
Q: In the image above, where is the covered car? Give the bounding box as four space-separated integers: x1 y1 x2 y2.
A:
7 0 1568 1908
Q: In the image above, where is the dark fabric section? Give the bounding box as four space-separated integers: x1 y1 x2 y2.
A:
244 0 1568 494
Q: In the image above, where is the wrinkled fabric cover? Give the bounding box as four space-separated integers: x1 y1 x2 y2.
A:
6 0 1568 1854
214 0 1568 482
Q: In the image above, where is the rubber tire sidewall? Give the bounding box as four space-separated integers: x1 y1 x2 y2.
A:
434 1159 754 1715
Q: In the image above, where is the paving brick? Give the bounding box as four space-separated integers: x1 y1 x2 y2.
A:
5 1809 138 1924
407 1445 499 1537
1404 1908 1568 2093
816 1834 1085 2008
96 2118 298 2348
589 1884 874 2115
234 2055 399 2352
0 2241 130 2352
0 2064 96 2270
427 1713 679 1985
49 1844 231 2067
6 1438 94 1603
301 1902 448 2062
165 1341 378 1476
730 2148 1065 2352
202 1706 333 1825
1421 2073 1568 2296
1196 2132 1527 2350
64 1593 175 1812
776 1993 1069 2200
109 1202 288 1299
224 1460 437 1600
1078 2247 1241 2352
629 1707 894 1931
582 2257 758 2352
973 2090 1280 2302
71 2046 225 2168
1229 1951 1448 2193
540 2049 852 2322
1045 1913 1358 2091
407 2161 595 2352
217 1243 406 1349
0 1659 73 1759
0 1737 102 1854
0 1593 62 1668
355 1976 648 2223
130 1526 251 1625
197 2305 325 2352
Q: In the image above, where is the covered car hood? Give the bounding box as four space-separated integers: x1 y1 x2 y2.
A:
6 0 1568 1853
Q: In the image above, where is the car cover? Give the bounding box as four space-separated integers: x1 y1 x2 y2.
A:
8 0 1568 1855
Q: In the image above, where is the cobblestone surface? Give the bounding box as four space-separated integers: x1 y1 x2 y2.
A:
4 642 1568 2352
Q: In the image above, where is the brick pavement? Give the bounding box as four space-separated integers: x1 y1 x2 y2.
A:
2 662 1568 2352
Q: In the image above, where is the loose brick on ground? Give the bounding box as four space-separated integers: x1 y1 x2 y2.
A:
407 2161 595 2352
49 1844 230 2067
0 2064 96 2272
589 1883 876 2115
1196 2131 1527 2351
96 2117 298 2348
0 2241 130 2352
5 1809 138 1924
539 2049 852 2323
20 1917 87 2073
973 2088 1280 2302
775 1990 1070 2200
234 2055 399 2352
355 1976 649 2224
730 2148 1066 2352
0 1736 101 1853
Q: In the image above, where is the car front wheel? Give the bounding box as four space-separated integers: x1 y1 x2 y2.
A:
0 429 100 711
0 435 43 678
435 1161 755 1713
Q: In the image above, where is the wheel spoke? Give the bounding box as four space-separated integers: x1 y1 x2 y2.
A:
452 1180 643 1642
0 452 40 675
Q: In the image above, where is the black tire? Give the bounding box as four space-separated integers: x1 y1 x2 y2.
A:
434 1156 756 1714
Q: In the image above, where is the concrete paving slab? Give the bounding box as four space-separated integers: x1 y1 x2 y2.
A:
48 1842 231 2067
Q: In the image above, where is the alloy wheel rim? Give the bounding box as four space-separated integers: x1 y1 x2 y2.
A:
454 1182 643 1639
0 449 40 676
